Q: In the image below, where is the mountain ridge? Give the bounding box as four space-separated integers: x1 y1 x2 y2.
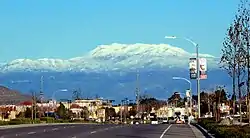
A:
0 43 220 73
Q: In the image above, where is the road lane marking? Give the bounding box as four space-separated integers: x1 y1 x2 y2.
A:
52 128 59 131
90 131 97 134
160 124 172 138
27 132 36 135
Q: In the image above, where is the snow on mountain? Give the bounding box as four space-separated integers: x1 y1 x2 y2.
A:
0 43 219 72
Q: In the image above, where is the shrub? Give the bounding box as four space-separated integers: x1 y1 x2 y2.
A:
40 117 55 123
0 121 9 125
198 118 250 138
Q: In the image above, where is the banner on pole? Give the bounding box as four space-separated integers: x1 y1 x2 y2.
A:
186 89 191 98
199 58 207 79
189 58 197 79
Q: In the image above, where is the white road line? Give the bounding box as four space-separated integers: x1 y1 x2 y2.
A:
90 131 97 134
27 132 36 135
160 124 172 138
52 128 59 131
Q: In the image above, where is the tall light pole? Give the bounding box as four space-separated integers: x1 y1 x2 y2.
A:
50 89 68 117
172 77 192 116
165 36 200 118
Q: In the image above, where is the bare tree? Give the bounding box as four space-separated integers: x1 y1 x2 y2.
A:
72 88 82 100
220 20 238 115
235 0 250 124
238 0 250 126
220 0 249 118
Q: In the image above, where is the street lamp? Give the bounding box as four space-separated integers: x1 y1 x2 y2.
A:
49 89 68 117
172 77 192 116
165 36 200 118
51 89 68 101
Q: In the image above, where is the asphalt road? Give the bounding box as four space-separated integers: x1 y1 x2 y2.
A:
0 124 203 138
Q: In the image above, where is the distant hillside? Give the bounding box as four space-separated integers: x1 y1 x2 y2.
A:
0 86 31 105
0 69 231 103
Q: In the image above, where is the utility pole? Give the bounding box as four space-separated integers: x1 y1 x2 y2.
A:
135 70 140 117
124 99 127 123
40 75 45 117
120 100 123 123
31 91 34 123
34 92 37 121
208 94 210 114
31 91 37 123
40 75 44 102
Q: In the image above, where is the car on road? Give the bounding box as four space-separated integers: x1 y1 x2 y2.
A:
176 116 185 124
162 118 168 124
132 118 141 125
168 117 175 124
151 118 158 124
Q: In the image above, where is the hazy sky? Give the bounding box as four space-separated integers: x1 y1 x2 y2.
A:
0 0 239 62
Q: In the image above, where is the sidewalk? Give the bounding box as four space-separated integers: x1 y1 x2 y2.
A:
189 124 215 138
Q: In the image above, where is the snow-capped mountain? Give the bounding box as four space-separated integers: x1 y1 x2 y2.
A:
0 43 219 73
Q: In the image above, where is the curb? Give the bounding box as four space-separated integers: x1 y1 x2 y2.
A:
0 123 96 129
194 124 215 138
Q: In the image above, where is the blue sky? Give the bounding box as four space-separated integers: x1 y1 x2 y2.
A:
0 0 239 63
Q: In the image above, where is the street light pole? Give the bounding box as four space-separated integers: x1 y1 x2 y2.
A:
165 36 200 118
196 44 201 118
172 77 192 116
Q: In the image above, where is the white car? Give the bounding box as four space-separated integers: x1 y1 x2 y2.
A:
151 119 158 124
162 119 168 124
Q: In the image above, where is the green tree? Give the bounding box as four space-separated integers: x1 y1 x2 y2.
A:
213 86 228 122
168 92 184 107
25 107 32 118
140 97 162 113
105 107 116 120
56 102 67 119
81 106 89 120
128 106 137 117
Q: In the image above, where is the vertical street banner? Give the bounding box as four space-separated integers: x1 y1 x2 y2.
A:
186 89 191 98
189 58 197 79
199 58 207 79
